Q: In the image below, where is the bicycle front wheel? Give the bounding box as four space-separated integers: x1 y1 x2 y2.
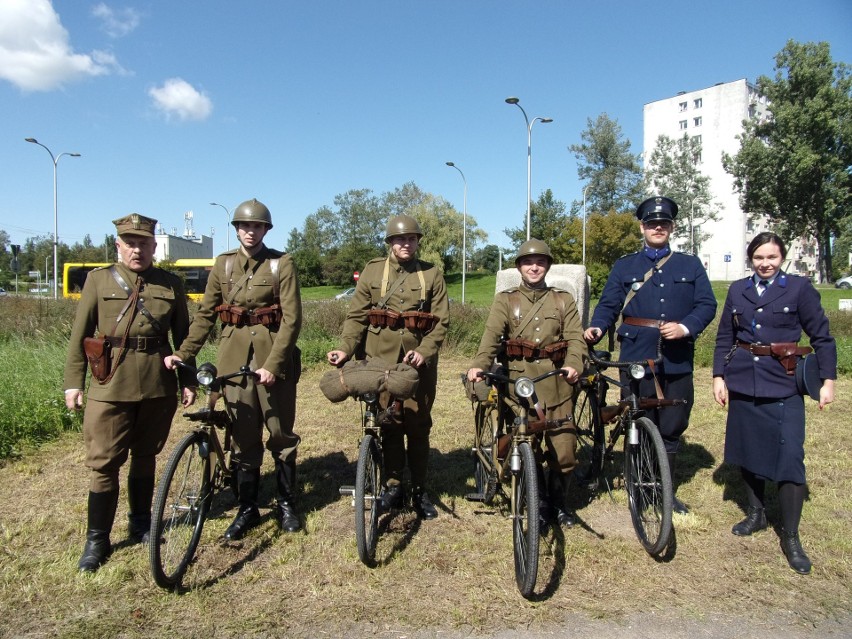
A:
150 431 212 588
572 384 605 486
512 441 540 598
354 433 382 566
623 416 673 555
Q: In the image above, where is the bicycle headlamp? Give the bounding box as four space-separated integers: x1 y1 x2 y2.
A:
515 377 535 398
628 363 645 380
196 362 217 386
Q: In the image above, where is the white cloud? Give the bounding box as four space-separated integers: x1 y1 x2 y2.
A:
0 0 123 92
91 3 141 39
149 78 213 122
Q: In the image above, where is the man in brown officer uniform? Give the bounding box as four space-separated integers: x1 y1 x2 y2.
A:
466 239 586 527
166 198 303 538
327 214 449 519
64 213 196 573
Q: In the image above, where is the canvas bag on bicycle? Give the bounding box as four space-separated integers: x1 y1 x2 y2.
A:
320 357 420 403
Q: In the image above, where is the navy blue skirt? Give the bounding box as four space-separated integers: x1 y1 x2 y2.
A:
724 391 806 483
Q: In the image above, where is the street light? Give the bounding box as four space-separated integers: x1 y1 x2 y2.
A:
446 162 467 305
25 138 81 300
582 184 590 266
505 97 553 241
210 202 232 251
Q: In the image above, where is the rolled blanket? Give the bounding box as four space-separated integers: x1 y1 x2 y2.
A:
320 357 420 403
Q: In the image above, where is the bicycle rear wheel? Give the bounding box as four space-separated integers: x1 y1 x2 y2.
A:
150 431 212 588
512 441 540 598
354 433 382 566
623 416 673 555
471 402 498 503
572 384 605 487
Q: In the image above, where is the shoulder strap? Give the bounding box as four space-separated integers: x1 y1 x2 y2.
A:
378 258 412 309
621 252 673 315
109 266 162 333
510 290 549 339
270 257 281 304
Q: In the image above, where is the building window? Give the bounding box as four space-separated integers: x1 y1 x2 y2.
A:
679 120 688 130
694 97 703 108
694 116 702 127
693 135 702 145
679 101 687 112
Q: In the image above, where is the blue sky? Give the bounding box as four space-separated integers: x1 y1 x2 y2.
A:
1 0 850 258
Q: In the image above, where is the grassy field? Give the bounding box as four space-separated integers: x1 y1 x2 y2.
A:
0 358 850 638
0 284 850 636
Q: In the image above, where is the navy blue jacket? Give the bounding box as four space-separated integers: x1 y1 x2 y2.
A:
590 249 717 375
713 272 836 399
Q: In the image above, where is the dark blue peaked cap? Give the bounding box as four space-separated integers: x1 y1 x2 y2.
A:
635 196 679 223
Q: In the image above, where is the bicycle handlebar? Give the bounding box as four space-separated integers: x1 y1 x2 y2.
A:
586 345 662 371
175 361 257 388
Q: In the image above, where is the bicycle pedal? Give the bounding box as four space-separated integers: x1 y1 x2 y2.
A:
464 492 487 502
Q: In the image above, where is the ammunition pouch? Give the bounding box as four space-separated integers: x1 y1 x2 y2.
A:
367 308 402 330
503 338 569 363
215 303 282 328
401 310 439 334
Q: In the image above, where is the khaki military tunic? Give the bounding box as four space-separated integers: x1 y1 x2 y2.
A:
63 263 192 491
175 246 302 468
471 284 586 472
337 253 449 486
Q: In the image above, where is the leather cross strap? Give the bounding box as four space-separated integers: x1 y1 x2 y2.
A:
109 267 163 334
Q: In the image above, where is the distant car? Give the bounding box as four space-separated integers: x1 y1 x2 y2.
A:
835 275 852 290
334 287 356 300
0 287 6 296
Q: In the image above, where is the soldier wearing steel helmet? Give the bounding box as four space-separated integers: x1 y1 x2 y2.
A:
166 198 304 538
467 239 586 527
327 214 449 519
583 196 717 514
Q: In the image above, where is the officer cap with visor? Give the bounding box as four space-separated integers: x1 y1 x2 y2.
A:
113 213 157 238
635 196 678 224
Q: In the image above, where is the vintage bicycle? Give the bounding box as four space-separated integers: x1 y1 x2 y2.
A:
149 361 254 589
465 367 572 598
337 391 403 567
572 346 683 555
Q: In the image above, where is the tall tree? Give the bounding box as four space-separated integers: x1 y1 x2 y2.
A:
646 133 718 254
723 40 852 281
569 113 646 214
504 189 568 254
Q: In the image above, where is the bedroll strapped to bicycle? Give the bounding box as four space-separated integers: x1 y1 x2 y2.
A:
320 357 420 403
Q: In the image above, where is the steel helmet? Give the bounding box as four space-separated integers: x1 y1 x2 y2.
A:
231 198 273 229
384 214 423 242
514 238 553 267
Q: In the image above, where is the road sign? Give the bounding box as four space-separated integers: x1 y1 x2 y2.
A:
353 271 360 281
724 254 731 263
28 271 41 278
10 258 19 273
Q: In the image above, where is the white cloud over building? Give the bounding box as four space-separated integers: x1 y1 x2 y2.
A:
148 78 213 122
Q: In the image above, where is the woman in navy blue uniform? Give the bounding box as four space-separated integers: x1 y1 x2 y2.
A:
712 232 836 574
585 196 717 514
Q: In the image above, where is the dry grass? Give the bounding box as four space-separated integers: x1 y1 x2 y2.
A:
0 358 850 638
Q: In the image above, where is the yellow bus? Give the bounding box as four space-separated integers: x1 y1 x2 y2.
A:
63 258 215 301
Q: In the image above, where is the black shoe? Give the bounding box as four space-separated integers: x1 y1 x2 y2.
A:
128 516 152 545
732 507 767 536
274 501 302 533
380 484 404 512
672 495 690 515
555 507 576 528
781 530 812 575
78 531 111 573
412 491 438 520
223 505 261 540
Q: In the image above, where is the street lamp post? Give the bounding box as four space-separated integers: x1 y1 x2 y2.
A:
505 97 552 241
582 184 590 266
210 202 232 251
445 162 467 305
25 138 81 300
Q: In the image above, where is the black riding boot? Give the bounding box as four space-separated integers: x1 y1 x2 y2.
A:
224 468 261 540
779 481 811 574
732 470 767 536
78 490 119 573
548 469 576 528
667 452 690 514
127 476 155 544
273 460 301 532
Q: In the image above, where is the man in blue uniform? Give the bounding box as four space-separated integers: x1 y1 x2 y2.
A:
584 196 717 514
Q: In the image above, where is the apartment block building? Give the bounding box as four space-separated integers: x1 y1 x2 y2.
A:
643 79 817 281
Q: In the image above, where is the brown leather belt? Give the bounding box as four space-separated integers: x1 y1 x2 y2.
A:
622 317 663 328
105 335 168 351
737 341 811 357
